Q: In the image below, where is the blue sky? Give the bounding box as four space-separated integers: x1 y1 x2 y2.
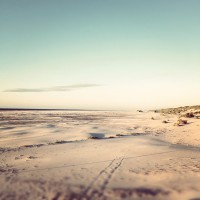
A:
0 0 200 109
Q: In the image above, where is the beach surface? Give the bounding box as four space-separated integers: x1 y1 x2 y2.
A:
1 109 200 200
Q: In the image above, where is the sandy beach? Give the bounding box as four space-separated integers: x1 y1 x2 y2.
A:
1 0 200 199
1 108 200 200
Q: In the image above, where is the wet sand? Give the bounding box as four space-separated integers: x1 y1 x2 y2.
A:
1 110 200 200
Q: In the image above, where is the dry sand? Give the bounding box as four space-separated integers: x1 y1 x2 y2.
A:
0 110 200 200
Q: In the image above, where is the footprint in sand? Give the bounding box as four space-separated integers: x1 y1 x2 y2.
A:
28 156 38 159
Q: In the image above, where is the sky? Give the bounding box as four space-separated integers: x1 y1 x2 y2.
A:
0 0 200 110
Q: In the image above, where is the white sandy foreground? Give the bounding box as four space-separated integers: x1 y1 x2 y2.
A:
0 110 200 200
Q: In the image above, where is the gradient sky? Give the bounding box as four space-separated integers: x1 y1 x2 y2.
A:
0 0 200 110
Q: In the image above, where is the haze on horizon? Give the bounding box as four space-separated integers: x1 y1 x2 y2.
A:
0 0 200 110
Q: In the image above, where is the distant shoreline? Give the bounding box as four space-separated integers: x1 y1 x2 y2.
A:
0 108 112 111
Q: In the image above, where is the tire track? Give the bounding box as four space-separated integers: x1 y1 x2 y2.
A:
78 157 124 200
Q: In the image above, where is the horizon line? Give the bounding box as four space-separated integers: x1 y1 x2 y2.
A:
0 107 118 112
